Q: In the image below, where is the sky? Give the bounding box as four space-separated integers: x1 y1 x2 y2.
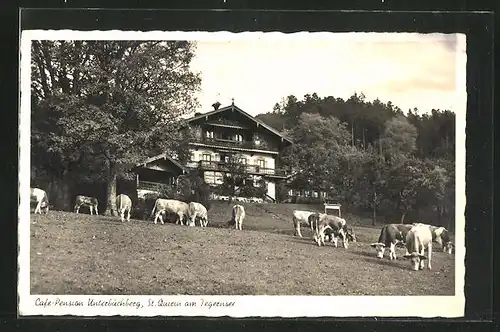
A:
189 32 467 117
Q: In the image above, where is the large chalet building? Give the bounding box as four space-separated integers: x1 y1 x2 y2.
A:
134 102 294 202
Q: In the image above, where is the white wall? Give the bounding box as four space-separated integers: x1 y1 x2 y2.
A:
189 148 275 170
267 181 276 200
246 154 275 169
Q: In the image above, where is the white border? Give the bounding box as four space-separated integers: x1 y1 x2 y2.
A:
19 30 466 317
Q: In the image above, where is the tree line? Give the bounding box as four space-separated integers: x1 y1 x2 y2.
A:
256 93 455 229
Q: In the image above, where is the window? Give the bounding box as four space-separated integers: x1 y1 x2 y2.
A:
190 152 196 161
202 154 212 161
235 134 243 142
240 158 247 165
254 134 261 146
205 131 214 139
257 159 266 168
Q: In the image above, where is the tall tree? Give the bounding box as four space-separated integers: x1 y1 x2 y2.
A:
31 40 201 213
377 115 418 160
215 153 248 203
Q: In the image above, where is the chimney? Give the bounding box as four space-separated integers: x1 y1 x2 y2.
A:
212 101 221 110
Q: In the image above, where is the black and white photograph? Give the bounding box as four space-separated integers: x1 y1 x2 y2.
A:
19 30 466 317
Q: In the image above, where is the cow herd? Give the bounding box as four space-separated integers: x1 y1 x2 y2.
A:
292 209 455 271
29 187 246 230
30 187 454 271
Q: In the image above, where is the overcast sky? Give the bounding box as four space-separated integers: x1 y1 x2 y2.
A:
189 32 466 117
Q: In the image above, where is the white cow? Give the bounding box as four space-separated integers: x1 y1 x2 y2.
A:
151 198 189 225
116 194 132 222
404 224 433 271
310 213 355 249
412 223 454 254
30 188 49 214
187 202 208 227
74 195 99 215
292 210 316 237
232 204 245 230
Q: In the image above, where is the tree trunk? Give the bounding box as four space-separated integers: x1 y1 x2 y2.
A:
48 175 72 211
436 205 442 226
105 162 118 216
371 188 377 226
351 122 355 146
362 127 366 150
400 211 407 224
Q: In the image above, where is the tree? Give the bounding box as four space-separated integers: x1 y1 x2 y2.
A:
31 40 201 214
359 148 387 225
215 153 248 203
281 113 352 196
377 115 418 159
386 157 426 223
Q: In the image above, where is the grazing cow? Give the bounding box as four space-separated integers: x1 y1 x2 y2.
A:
322 217 357 244
116 194 132 222
310 213 352 249
151 198 189 225
30 188 49 214
404 224 433 270
292 210 316 237
412 223 454 254
74 195 99 215
187 202 208 227
370 224 413 260
232 204 245 230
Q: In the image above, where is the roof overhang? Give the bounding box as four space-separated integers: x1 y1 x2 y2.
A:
135 153 188 174
186 104 294 145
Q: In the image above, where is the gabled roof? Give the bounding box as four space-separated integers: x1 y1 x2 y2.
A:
186 104 294 145
136 153 188 173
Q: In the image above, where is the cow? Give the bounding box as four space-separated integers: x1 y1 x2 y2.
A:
292 210 316 237
30 188 49 214
322 217 357 244
404 224 433 270
187 202 208 227
370 224 413 260
150 198 189 225
412 223 454 254
310 213 352 249
116 194 132 222
232 204 245 230
74 195 99 215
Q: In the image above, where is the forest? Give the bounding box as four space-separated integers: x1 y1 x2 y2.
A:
256 93 455 228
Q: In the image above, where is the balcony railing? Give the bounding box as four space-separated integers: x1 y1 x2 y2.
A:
187 160 288 177
190 137 278 152
138 180 175 192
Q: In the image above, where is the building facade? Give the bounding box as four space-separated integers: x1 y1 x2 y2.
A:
134 102 293 201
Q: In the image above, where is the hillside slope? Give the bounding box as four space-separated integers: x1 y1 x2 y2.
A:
29 206 456 296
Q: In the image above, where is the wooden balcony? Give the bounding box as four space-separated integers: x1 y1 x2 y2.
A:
187 160 288 177
138 180 176 192
190 137 279 152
